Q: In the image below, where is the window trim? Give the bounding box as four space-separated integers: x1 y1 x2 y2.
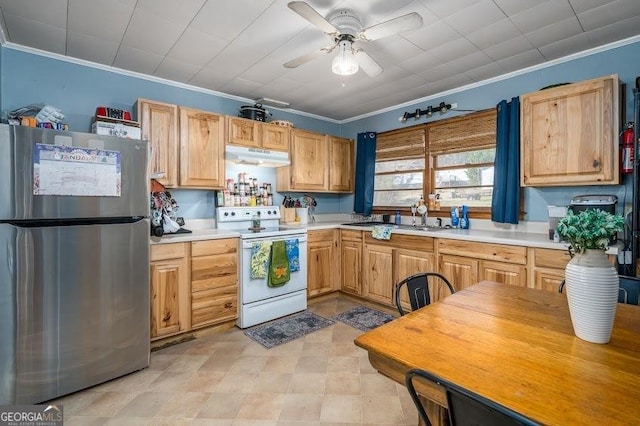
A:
372 109 526 219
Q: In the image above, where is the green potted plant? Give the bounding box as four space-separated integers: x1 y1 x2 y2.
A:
556 208 624 254
555 208 624 344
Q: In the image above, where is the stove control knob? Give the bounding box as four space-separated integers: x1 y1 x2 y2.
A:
223 212 229 216
231 212 236 216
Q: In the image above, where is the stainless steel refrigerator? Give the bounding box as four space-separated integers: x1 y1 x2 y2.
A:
0 124 150 404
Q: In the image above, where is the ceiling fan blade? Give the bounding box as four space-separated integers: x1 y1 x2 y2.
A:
360 12 423 41
288 1 337 34
284 48 328 68
355 50 383 77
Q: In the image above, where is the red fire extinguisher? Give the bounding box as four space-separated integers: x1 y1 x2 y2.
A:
621 122 635 174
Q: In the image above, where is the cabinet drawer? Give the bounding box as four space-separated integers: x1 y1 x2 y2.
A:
364 233 434 252
150 242 188 261
191 285 238 327
308 229 336 243
192 238 237 257
191 253 237 292
438 239 526 264
534 248 571 269
340 229 362 241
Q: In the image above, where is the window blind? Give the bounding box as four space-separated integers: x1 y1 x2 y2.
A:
376 126 426 161
428 109 496 155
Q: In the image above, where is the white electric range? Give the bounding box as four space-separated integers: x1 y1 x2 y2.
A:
216 206 308 328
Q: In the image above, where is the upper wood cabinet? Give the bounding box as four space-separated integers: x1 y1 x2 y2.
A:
226 117 290 152
520 74 619 186
135 99 178 187
227 116 260 148
179 107 225 189
329 136 355 192
277 129 354 193
277 129 328 191
262 122 290 151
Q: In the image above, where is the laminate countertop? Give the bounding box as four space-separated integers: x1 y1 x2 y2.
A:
303 221 623 254
150 228 239 245
150 221 621 255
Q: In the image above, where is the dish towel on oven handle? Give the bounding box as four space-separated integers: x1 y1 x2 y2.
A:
285 239 300 272
250 241 271 279
268 240 290 287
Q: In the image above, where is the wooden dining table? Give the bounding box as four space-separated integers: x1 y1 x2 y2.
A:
354 281 640 425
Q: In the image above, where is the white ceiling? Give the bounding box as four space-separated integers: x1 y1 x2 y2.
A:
0 0 639 121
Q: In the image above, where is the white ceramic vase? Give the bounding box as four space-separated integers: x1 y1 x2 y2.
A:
564 249 619 344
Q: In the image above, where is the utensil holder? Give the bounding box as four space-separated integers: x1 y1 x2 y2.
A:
281 206 296 223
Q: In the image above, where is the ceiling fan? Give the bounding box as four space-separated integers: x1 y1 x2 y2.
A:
284 1 423 77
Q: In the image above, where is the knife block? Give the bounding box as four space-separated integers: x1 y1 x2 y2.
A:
280 206 297 223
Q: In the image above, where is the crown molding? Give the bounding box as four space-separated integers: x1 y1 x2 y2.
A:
341 34 640 124
2 32 639 126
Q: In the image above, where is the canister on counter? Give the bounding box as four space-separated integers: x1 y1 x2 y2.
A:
428 194 436 210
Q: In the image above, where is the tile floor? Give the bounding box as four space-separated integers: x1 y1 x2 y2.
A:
54 295 419 425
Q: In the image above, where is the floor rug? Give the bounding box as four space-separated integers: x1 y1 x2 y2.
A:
244 311 335 349
332 305 396 332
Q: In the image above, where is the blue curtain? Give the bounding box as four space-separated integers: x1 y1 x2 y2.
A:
491 97 520 224
354 132 377 215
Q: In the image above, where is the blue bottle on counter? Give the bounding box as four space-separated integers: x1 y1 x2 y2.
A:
395 210 402 225
460 205 469 229
450 206 459 228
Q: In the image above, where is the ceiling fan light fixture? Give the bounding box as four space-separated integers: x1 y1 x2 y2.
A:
332 40 359 76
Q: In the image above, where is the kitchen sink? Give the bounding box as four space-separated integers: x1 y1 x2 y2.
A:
341 222 447 231
395 224 448 232
340 221 388 226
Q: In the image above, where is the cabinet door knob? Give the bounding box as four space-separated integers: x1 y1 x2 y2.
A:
592 159 600 168
162 312 172 322
224 302 233 309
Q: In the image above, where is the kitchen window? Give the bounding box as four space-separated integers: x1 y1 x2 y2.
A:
373 126 426 208
373 109 497 215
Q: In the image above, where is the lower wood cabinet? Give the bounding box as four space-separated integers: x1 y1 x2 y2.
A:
191 238 238 328
363 234 435 307
439 254 478 290
150 238 239 341
438 239 527 290
363 244 394 305
531 247 571 292
307 229 339 297
150 243 190 339
341 230 362 296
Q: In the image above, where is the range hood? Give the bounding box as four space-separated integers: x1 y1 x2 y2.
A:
225 145 290 167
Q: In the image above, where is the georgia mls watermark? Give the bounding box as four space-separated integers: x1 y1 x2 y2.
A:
0 405 63 426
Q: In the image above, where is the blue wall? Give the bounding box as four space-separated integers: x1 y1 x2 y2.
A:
343 39 640 221
0 47 347 219
2 40 639 221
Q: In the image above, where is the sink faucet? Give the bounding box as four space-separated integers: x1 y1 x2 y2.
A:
436 217 442 228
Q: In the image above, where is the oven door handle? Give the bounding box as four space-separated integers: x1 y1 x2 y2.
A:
242 235 307 249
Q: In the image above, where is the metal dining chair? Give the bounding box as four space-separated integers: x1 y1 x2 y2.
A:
558 275 640 305
394 272 455 316
405 368 540 426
